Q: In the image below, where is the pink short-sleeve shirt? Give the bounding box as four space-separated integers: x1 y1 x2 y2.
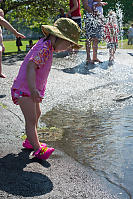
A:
11 38 53 98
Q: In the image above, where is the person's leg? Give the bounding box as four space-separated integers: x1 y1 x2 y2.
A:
19 97 41 152
128 37 131 45
0 47 5 78
113 45 117 59
84 14 94 64
112 48 115 60
36 103 41 128
109 47 114 61
131 36 133 45
86 39 92 63
92 38 98 60
92 38 102 63
18 46 21 52
22 102 47 149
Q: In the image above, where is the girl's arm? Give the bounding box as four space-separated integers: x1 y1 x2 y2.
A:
82 0 93 14
26 61 41 103
0 16 25 38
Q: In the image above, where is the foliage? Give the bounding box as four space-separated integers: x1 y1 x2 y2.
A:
0 0 133 30
103 0 133 24
1 0 70 28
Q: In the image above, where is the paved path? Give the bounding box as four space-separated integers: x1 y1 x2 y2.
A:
1 50 130 198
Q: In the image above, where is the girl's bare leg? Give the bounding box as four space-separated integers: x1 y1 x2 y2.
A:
36 103 41 128
19 97 41 152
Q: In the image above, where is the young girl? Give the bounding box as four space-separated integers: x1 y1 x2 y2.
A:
11 18 81 160
104 11 119 63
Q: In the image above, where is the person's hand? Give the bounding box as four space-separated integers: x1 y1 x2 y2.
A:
15 32 25 39
101 2 108 6
66 11 71 18
1 43 5 52
30 88 42 103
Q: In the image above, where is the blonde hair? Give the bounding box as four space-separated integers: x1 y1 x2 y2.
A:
108 10 117 24
0 9 4 17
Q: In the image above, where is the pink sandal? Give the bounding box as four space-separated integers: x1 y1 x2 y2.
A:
32 146 55 160
23 138 47 149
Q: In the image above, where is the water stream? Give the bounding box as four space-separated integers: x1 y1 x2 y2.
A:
39 50 133 199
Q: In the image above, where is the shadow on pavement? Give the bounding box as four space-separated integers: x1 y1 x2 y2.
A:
0 149 53 197
128 52 133 56
61 61 96 75
0 94 6 98
2 53 26 65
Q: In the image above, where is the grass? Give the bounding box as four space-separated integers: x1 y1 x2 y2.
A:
79 38 133 49
2 38 133 54
3 39 38 54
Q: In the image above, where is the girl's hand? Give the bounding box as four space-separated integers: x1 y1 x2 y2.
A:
30 88 42 103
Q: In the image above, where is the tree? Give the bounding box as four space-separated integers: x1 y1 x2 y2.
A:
1 0 133 28
0 0 70 28
103 0 133 24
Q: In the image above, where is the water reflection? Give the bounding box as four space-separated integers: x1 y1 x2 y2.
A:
40 106 118 172
40 104 133 198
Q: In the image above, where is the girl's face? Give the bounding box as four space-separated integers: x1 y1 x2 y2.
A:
54 38 74 52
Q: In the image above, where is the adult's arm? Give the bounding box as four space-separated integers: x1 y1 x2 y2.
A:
94 2 108 7
0 16 25 38
82 0 93 14
66 0 78 16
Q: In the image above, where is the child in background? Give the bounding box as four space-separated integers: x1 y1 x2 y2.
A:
104 11 119 63
26 40 34 51
29 39 34 48
11 18 81 160
0 9 25 78
16 37 22 52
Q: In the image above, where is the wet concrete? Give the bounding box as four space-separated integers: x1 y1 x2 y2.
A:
1 49 132 198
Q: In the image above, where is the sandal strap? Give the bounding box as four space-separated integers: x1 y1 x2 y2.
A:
33 146 43 156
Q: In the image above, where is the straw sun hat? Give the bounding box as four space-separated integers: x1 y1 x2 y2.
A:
42 18 81 49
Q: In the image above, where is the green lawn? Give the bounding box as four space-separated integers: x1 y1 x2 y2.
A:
79 38 133 49
3 39 38 53
3 38 133 54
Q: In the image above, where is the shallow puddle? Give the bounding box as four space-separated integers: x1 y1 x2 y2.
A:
39 104 133 198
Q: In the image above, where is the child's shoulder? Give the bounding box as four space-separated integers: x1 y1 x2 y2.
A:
32 38 51 50
36 38 52 48
43 39 53 51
